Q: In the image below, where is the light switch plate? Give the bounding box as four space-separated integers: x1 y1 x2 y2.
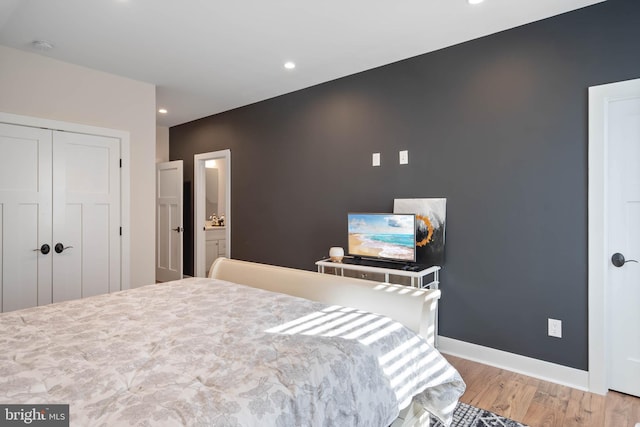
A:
399 150 408 165
372 152 380 167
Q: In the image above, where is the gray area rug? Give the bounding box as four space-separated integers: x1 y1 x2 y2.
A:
429 402 529 427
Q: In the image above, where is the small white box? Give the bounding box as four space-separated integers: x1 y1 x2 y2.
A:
548 318 562 338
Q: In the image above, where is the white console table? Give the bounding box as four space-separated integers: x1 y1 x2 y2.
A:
315 257 440 290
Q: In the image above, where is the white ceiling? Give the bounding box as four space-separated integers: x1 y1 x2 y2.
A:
0 0 604 127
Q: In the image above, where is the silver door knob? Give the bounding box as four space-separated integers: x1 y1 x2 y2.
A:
611 252 638 267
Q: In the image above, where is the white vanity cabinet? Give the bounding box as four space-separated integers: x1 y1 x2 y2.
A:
205 227 227 272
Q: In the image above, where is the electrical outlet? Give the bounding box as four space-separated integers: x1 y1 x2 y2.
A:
372 152 380 167
548 318 562 338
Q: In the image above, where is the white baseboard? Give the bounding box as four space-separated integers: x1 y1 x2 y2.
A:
437 336 590 392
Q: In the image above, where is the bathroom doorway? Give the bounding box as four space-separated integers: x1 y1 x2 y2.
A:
194 150 231 277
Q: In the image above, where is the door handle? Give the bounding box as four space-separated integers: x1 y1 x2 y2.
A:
172 227 183 233
54 243 74 254
611 252 638 267
33 244 50 255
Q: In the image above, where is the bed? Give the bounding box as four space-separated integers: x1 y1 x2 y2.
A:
0 257 465 426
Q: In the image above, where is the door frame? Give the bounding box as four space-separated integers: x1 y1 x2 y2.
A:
588 77 640 394
0 111 131 291
194 149 231 277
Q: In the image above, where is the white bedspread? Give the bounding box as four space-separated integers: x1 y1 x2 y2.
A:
0 278 464 426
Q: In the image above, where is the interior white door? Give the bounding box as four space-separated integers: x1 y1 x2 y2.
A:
52 131 121 302
0 123 53 312
607 90 640 397
156 160 183 282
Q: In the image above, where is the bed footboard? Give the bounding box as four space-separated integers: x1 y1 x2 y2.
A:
209 257 440 346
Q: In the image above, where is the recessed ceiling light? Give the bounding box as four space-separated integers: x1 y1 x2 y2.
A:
158 108 168 114
468 0 484 4
284 61 296 70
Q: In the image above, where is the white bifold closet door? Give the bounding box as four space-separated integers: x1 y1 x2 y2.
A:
0 124 53 312
52 131 121 302
0 123 121 312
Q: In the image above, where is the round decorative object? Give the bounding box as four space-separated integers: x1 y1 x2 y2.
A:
329 247 344 263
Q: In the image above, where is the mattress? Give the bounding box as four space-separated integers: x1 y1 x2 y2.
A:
0 277 464 426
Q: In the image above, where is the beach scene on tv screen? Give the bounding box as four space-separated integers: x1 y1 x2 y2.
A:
348 214 415 261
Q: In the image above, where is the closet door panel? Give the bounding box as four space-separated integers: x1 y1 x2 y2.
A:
0 124 52 312
52 203 82 302
83 203 110 298
0 134 39 191
4 205 39 310
52 131 120 303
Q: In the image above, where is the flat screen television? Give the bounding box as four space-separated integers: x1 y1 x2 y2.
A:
347 213 416 263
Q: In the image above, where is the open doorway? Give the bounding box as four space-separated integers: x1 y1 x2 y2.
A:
194 150 231 277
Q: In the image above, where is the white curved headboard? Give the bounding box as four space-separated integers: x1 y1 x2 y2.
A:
209 257 440 346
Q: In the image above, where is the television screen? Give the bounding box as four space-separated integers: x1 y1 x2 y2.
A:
348 213 416 262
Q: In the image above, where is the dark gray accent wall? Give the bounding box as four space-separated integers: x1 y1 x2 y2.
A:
170 0 640 370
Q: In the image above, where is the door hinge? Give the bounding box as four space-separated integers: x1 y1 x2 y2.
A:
119 227 122 236
119 158 122 168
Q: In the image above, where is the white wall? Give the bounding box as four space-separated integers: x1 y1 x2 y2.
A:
217 161 227 217
0 45 156 288
156 125 169 163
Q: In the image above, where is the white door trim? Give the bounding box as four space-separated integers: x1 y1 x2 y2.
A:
194 150 231 277
588 77 640 395
0 111 131 291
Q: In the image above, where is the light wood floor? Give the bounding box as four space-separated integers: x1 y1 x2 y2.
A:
444 354 640 427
